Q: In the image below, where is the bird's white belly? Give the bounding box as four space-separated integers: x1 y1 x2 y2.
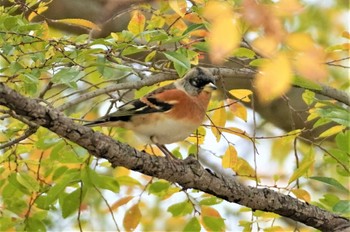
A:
132 117 199 145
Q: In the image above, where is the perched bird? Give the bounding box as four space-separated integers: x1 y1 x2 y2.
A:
85 67 217 159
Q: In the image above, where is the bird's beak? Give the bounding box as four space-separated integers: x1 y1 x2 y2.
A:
204 82 217 92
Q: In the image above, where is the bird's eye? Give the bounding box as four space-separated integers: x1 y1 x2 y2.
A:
190 79 198 87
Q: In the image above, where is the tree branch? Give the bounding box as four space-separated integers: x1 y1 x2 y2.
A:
0 83 349 231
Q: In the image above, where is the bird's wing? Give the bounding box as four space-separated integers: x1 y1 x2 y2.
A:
84 83 177 126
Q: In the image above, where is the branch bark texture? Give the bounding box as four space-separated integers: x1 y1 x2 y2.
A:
0 83 349 232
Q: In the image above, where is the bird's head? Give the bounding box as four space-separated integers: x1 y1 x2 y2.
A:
177 67 217 96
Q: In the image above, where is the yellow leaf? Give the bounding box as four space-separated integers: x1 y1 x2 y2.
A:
253 210 280 218
229 89 253 102
186 126 206 144
104 196 134 213
169 0 187 17
255 53 292 104
291 189 311 203
252 36 278 58
128 11 146 35
208 16 241 64
28 6 48 22
111 32 119 41
288 148 315 184
123 204 141 231
210 102 227 141
228 101 247 122
222 145 238 169
286 33 315 51
220 127 250 140
53 18 101 30
318 125 346 138
204 1 241 64
264 226 285 232
233 158 256 178
203 1 233 21
165 14 188 35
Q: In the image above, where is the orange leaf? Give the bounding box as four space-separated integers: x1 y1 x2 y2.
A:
275 0 304 16
123 204 141 231
255 53 292 104
169 0 187 17
184 12 202 24
222 145 238 169
104 196 134 213
201 206 221 218
53 18 101 30
128 11 146 35
165 14 188 35
342 31 350 39
294 48 328 81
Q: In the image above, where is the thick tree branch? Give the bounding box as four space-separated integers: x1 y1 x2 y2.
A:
0 83 349 231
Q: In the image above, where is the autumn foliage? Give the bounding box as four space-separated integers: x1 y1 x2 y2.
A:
0 0 349 231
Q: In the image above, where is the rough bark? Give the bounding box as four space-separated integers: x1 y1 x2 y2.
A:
1 83 349 232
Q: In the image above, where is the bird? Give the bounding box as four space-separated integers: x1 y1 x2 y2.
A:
84 67 217 159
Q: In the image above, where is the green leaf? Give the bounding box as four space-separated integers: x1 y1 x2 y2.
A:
202 216 225 232
122 45 147 56
192 42 209 52
149 181 170 195
319 194 340 208
293 75 322 90
316 104 350 127
233 47 256 59
61 188 83 218
36 137 61 149
93 173 120 193
182 23 205 35
183 217 201 232
116 175 141 186
16 173 40 192
52 166 69 181
302 89 316 105
328 148 349 171
163 51 190 76
0 217 15 231
249 58 268 67
52 68 83 89
41 169 80 207
167 201 193 217
199 196 223 206
25 218 46 232
8 173 30 195
310 176 349 193
333 200 350 214
336 131 350 153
